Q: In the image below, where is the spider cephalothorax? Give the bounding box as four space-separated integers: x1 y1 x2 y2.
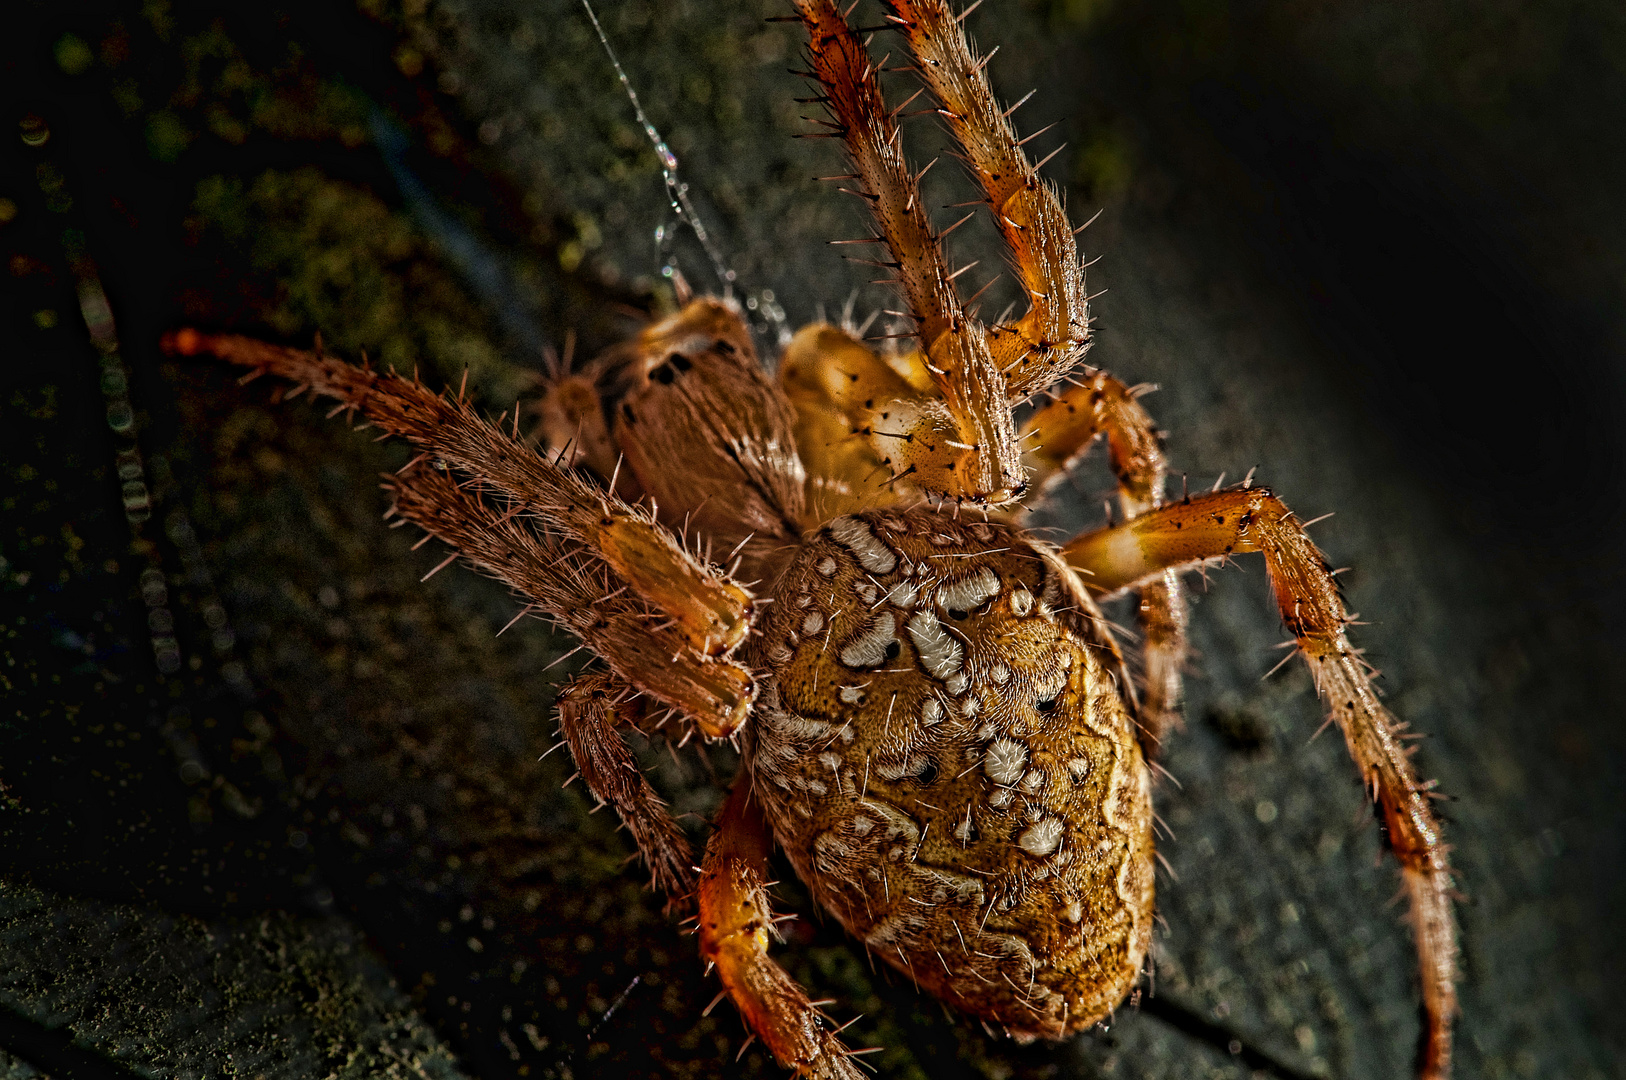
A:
167 1 1459 1077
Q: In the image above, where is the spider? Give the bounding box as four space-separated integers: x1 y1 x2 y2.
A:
165 1 1458 1076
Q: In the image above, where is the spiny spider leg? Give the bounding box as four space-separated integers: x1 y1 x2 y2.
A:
698 778 865 1080
1021 370 1187 746
1062 486 1458 1079
165 330 757 737
796 0 1023 504
383 459 754 736
1126 570 1185 750
883 0 1092 399
886 0 1184 740
557 671 696 906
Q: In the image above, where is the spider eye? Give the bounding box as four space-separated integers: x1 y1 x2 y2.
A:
946 608 969 621
652 363 676 385
914 758 939 786
883 639 901 661
669 352 693 371
1037 697 1059 714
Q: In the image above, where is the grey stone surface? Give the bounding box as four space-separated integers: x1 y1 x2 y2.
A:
0 883 470 1079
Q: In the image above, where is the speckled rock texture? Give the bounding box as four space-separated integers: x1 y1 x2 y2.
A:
2 1 1622 1078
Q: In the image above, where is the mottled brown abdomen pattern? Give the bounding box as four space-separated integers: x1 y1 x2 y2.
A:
749 508 1154 1037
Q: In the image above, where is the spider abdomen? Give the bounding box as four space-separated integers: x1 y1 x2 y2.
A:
750 508 1155 1037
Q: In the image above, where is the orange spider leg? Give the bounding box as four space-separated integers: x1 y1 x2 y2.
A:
794 0 1023 504
1022 370 1187 745
882 0 1184 743
884 0 1092 399
165 328 757 737
556 671 696 906
164 329 754 666
698 778 865 1080
1062 487 1457 1079
382 460 753 737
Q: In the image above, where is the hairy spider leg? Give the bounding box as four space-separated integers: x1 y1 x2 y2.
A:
795 0 1023 504
882 0 1092 400
1061 486 1458 1080
165 329 757 737
878 0 1188 744
382 460 754 735
557 671 696 906
1020 370 1188 748
698 778 866 1080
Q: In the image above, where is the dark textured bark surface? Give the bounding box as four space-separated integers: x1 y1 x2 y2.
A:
2 1 1622 1078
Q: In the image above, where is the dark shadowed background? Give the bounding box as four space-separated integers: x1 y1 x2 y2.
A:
2 1 1622 1078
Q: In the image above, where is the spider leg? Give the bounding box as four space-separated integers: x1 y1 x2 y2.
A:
167 330 756 736
384 459 754 737
883 0 1091 399
1128 571 1186 752
1021 370 1187 747
795 0 1023 504
698 777 866 1080
557 670 696 907
1062 486 1457 1080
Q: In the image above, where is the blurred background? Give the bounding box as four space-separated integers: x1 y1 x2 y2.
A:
1 0 1622 1077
